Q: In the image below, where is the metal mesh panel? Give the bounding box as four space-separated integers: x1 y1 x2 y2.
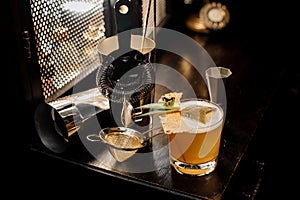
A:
30 0 106 102
30 0 166 102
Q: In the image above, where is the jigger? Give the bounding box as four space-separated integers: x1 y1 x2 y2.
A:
205 67 232 109
34 87 110 153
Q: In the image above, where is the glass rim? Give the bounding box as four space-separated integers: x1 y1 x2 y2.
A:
179 97 224 130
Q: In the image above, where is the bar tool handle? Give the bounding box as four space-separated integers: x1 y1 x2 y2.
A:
114 0 133 50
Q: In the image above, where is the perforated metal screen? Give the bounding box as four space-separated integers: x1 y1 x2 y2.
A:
30 0 166 102
30 0 105 102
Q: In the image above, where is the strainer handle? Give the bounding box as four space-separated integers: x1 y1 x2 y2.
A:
86 134 101 142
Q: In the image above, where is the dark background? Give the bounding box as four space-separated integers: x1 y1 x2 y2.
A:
2 0 298 199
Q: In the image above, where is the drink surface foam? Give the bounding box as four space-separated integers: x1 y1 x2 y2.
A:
160 99 223 134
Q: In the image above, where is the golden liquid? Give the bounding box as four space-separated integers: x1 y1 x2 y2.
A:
168 124 222 165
